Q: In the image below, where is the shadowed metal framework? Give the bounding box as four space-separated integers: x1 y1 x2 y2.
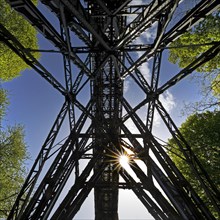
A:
1 0 220 219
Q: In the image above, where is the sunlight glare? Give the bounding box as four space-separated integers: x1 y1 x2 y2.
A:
119 155 130 168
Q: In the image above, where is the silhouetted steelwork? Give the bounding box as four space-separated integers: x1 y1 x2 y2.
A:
1 0 219 219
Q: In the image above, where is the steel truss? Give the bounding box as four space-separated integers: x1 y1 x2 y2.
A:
1 0 219 219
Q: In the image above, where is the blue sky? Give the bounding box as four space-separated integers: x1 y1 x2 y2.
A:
1 0 207 219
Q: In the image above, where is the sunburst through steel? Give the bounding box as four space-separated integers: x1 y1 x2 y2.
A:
1 0 220 219
119 155 130 168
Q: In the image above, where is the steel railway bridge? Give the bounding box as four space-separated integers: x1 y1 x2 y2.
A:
1 0 220 219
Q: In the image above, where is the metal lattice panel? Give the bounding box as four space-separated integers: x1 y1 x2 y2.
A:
1 0 219 219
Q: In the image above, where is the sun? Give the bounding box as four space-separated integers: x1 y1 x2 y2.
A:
119 154 130 168
105 146 132 171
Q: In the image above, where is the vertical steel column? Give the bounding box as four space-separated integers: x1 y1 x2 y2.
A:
92 55 123 220
87 2 125 219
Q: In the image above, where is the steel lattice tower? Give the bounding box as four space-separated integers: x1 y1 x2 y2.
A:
1 0 220 219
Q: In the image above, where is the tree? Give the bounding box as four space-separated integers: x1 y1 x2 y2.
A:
167 111 220 218
168 12 220 111
0 90 28 218
0 0 40 81
0 1 39 217
0 89 8 121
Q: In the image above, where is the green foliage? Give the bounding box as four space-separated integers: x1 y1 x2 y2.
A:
168 12 220 97
0 89 8 121
169 13 220 71
168 111 220 217
0 0 40 81
0 1 36 216
0 90 28 218
0 126 27 217
212 74 220 98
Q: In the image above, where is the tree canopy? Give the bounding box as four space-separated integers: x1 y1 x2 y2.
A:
0 0 40 81
168 12 220 110
0 90 28 218
169 13 220 73
0 1 39 217
167 111 220 218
